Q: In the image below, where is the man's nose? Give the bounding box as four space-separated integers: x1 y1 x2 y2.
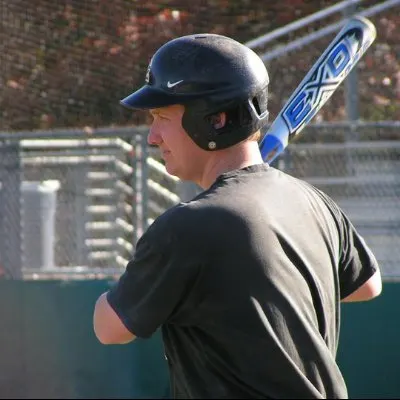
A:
147 125 161 146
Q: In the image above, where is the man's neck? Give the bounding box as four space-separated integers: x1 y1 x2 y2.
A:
197 141 264 189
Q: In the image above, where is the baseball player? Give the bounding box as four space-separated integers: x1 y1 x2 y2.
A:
93 33 382 399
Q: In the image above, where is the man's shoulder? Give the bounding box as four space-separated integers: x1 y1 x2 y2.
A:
146 197 211 237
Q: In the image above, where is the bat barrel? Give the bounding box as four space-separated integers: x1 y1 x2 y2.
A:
260 16 377 164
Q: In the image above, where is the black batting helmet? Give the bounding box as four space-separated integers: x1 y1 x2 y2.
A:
120 33 269 151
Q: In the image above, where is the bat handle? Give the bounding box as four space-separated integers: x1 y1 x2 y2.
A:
259 118 290 164
259 134 284 164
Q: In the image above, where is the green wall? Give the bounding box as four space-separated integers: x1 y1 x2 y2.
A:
0 280 170 399
0 280 398 398
337 281 400 398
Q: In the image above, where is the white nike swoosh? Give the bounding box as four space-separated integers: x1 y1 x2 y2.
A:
167 80 184 88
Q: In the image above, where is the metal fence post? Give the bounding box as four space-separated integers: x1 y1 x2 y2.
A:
0 141 22 279
133 133 147 241
62 166 89 267
140 133 149 232
343 2 360 122
128 136 139 248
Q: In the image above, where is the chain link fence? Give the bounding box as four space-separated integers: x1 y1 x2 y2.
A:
0 121 398 281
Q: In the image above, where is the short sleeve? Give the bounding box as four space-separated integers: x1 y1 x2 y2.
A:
106 218 200 338
337 211 379 300
311 186 380 300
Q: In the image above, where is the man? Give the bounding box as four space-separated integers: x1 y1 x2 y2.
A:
93 33 382 399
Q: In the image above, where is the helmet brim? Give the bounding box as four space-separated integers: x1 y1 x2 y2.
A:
120 85 179 110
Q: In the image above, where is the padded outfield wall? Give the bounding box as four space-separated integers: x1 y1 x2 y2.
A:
0 280 398 399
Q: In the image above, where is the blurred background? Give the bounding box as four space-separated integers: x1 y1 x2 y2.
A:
0 0 399 398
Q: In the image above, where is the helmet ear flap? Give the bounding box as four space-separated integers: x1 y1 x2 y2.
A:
237 103 252 126
182 91 269 151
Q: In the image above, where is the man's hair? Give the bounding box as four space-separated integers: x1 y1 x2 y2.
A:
248 131 262 142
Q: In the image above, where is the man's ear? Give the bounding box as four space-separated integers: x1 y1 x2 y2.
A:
210 112 227 129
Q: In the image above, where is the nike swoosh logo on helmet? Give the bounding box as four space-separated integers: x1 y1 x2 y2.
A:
167 80 184 88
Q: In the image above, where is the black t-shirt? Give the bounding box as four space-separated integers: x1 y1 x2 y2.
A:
107 164 378 399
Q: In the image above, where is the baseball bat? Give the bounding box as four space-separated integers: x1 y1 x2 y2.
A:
259 16 377 164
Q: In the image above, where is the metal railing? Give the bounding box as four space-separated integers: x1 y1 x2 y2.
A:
246 0 400 61
245 0 364 49
245 0 400 122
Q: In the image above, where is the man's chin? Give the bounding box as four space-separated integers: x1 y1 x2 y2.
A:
165 163 179 179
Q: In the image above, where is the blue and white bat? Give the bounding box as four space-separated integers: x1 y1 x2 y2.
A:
259 16 377 164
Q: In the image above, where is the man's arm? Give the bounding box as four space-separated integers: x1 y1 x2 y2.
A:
93 292 136 345
341 269 382 303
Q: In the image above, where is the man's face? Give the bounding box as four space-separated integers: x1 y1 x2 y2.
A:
148 104 208 181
